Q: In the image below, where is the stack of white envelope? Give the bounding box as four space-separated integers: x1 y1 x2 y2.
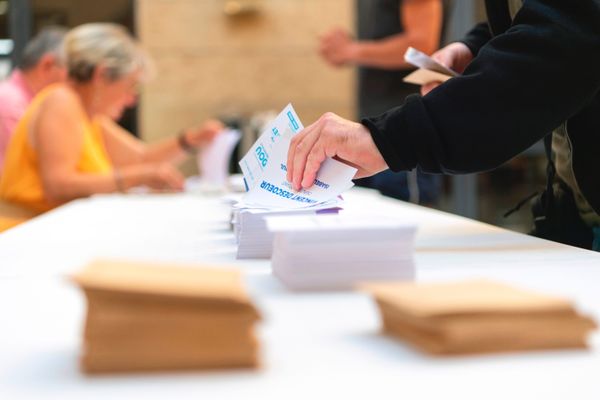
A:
233 203 341 259
266 214 417 290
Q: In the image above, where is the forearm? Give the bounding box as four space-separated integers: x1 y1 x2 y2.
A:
42 165 163 204
351 0 441 70
99 116 189 167
352 33 437 70
42 172 119 204
141 135 188 165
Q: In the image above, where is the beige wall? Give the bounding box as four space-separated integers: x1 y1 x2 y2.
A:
136 0 356 147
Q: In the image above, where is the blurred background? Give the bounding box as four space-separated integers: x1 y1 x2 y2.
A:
1 0 546 232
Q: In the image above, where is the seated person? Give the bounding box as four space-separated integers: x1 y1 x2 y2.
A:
0 26 67 173
0 23 223 213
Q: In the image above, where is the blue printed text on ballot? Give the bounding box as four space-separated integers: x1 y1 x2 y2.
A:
255 145 269 169
280 163 329 189
287 111 300 131
260 180 317 204
270 127 279 143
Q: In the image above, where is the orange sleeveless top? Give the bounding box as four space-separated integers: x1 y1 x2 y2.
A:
0 85 113 212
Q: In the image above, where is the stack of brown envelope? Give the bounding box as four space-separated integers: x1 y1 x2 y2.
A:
72 260 261 373
364 280 597 355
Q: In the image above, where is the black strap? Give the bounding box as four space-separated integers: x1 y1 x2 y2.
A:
503 134 554 218
543 133 556 214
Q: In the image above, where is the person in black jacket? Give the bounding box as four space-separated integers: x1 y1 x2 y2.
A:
286 0 600 250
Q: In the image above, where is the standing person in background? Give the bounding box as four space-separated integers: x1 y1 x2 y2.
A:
0 26 68 173
0 23 223 214
319 0 444 204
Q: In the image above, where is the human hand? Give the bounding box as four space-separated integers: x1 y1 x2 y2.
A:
286 112 388 191
183 119 224 148
131 162 185 192
319 28 357 67
421 42 473 96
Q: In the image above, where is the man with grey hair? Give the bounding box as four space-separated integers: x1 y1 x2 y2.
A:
0 26 67 172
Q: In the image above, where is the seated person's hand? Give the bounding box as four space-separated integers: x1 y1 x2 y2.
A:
286 112 388 191
319 28 356 67
183 119 225 148
133 162 185 192
421 42 473 96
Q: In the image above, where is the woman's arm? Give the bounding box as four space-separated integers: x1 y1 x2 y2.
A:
98 116 223 167
34 88 184 205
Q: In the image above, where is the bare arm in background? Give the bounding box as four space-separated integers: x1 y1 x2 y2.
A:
319 0 442 69
98 116 223 167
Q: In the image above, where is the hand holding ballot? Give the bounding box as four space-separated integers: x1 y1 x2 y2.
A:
413 43 473 95
403 46 459 86
239 104 360 207
286 112 387 191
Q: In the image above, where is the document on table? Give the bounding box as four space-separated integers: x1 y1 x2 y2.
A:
403 46 459 85
198 128 242 186
238 104 357 209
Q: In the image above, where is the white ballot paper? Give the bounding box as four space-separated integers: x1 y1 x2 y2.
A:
403 46 459 85
198 128 241 186
239 104 357 209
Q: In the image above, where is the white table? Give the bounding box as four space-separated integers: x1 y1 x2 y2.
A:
1 188 599 399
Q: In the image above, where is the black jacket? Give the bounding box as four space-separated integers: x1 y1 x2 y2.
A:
362 0 600 213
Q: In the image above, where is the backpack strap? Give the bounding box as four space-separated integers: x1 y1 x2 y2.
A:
543 133 556 214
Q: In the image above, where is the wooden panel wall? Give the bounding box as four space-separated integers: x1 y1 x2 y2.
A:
136 0 356 149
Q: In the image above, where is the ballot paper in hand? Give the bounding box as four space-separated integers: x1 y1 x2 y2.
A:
198 128 241 186
238 104 357 209
403 46 459 86
239 104 300 191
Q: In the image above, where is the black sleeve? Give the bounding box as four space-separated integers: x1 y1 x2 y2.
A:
459 22 492 56
362 0 600 175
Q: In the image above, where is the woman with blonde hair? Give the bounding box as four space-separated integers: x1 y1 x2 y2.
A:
0 23 223 213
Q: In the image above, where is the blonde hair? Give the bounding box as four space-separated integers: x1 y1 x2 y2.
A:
64 23 151 83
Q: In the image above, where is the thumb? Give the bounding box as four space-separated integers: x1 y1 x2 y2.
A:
431 51 452 68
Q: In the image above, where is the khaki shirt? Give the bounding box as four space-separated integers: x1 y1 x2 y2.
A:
553 124 600 226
